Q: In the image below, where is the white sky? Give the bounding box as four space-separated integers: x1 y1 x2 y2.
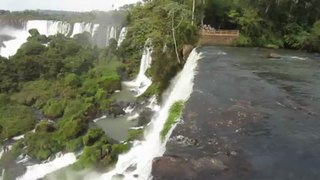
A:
0 0 141 12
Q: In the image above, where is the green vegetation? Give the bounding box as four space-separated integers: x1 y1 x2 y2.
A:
0 28 127 174
160 101 184 140
0 95 35 140
74 132 131 170
118 0 198 99
127 128 144 141
199 0 320 52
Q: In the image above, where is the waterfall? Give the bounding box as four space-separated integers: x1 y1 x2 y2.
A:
0 169 4 180
71 22 97 37
124 38 153 97
30 20 71 36
0 27 29 58
0 149 3 160
0 20 72 58
17 153 76 180
117 27 127 47
0 20 106 58
92 24 100 37
26 20 71 36
106 26 117 46
88 49 201 180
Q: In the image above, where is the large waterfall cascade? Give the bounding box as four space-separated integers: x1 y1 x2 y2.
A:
0 20 121 58
71 22 100 37
124 38 153 97
87 49 202 180
117 27 127 47
106 26 118 46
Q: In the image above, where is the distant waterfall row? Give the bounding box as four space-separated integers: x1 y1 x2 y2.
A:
0 20 128 58
21 20 122 43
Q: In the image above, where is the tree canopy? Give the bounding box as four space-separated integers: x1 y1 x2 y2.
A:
201 0 320 51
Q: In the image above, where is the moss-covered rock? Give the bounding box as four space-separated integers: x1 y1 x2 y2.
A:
60 119 87 140
65 137 83 152
43 99 65 119
35 121 56 133
83 128 105 146
127 129 144 141
74 135 112 170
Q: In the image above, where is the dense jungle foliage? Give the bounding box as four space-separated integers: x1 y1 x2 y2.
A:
201 0 320 51
119 0 198 99
0 29 130 179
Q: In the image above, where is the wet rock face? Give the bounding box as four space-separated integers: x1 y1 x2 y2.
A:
169 135 199 147
137 109 153 126
109 102 126 117
266 52 281 59
111 174 125 180
182 44 194 61
152 155 230 180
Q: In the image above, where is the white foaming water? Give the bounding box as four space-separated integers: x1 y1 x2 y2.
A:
217 51 227 55
0 27 29 58
124 38 153 97
124 106 135 114
26 20 71 36
0 20 72 58
117 27 127 47
71 22 98 37
17 153 76 180
0 149 3 160
12 134 25 141
285 55 308 60
87 49 201 180
92 24 100 37
127 113 140 121
106 26 118 45
0 169 4 180
93 115 107 123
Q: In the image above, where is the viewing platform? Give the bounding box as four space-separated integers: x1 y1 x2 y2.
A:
198 28 240 46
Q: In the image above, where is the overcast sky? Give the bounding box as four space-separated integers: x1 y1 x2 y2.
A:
0 0 141 12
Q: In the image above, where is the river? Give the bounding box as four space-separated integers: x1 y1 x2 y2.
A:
152 46 320 180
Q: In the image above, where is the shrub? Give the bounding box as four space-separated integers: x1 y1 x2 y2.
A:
127 129 144 141
83 128 105 146
43 99 65 118
35 121 56 133
234 34 252 46
65 137 83 152
63 73 81 88
60 119 87 139
17 41 46 56
24 132 62 161
0 105 35 139
160 101 184 140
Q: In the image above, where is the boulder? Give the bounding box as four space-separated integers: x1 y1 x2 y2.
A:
267 53 281 59
152 155 228 180
109 103 125 118
182 44 194 61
